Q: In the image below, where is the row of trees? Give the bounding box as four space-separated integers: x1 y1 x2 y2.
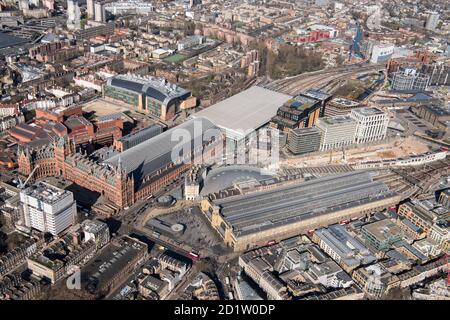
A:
249 42 325 80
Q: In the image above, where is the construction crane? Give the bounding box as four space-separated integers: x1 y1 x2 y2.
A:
17 165 39 189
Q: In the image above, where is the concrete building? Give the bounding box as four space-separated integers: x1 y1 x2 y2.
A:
201 171 400 251
73 21 114 40
352 264 399 298
350 107 389 144
80 236 148 297
94 1 106 23
87 0 95 19
177 35 204 51
425 12 439 31
287 127 321 155
19 0 29 11
312 224 377 272
20 182 76 236
67 0 81 30
81 219 110 250
104 1 155 15
361 220 404 252
370 43 394 64
316 115 357 151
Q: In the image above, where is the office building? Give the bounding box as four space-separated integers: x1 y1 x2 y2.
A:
104 1 155 15
19 0 29 11
201 171 400 251
270 94 322 132
20 182 77 236
316 115 357 151
287 127 321 155
425 12 439 31
104 74 193 121
350 107 389 144
361 220 404 252
398 199 449 248
313 224 377 272
301 89 332 117
352 264 399 298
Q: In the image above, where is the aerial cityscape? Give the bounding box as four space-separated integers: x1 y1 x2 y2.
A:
0 0 449 304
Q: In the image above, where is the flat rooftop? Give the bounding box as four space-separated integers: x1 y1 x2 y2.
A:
314 224 376 268
191 86 292 140
212 171 397 238
362 220 403 241
291 127 321 136
352 107 385 116
22 182 71 205
81 236 146 294
318 115 355 126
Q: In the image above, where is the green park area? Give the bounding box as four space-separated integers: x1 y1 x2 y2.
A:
164 54 188 63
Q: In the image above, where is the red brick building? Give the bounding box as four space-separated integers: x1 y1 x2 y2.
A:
18 118 220 210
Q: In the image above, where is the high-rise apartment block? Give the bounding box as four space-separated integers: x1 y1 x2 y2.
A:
94 1 106 23
425 12 439 31
350 107 389 144
87 0 95 19
67 0 81 30
20 182 76 236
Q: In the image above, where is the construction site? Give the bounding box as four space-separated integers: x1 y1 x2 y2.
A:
281 136 431 168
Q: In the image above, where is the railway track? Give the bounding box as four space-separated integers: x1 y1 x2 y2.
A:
263 63 385 95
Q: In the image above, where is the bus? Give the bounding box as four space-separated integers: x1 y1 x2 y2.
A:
188 251 200 261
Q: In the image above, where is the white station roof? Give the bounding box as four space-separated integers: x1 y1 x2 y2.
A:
191 86 292 141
